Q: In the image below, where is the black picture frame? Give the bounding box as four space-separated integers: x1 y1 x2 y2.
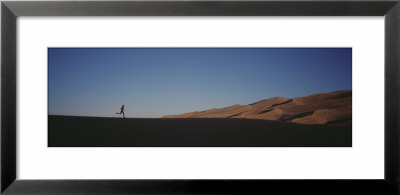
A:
2 0 399 194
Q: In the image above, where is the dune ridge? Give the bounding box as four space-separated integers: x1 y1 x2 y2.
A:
162 90 352 125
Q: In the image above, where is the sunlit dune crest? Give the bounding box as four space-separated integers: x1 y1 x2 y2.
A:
162 90 352 125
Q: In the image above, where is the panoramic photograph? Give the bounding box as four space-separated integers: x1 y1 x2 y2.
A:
48 48 352 147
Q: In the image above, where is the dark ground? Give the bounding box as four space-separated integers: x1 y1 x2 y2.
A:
48 115 351 147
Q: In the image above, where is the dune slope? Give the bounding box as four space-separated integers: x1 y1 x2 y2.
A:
163 90 352 125
49 116 351 147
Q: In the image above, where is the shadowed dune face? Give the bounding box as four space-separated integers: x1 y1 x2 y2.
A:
163 90 352 125
48 116 351 147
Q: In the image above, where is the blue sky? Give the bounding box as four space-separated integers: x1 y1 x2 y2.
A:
48 48 352 118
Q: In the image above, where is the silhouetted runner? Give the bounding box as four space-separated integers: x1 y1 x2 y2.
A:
116 105 125 118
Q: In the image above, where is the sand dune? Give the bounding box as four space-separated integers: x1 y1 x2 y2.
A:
49 116 351 147
163 90 352 125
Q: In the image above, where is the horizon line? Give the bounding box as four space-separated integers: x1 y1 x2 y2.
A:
49 89 352 118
